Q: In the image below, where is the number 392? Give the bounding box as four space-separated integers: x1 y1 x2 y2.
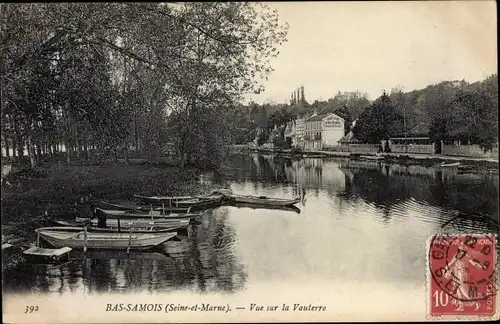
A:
25 306 39 313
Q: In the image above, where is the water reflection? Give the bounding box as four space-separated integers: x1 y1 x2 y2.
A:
3 153 498 295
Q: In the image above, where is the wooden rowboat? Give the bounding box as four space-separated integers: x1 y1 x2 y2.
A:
49 218 188 231
90 218 190 230
226 194 300 207
133 193 224 209
96 201 192 214
36 227 177 250
95 207 199 220
227 202 302 213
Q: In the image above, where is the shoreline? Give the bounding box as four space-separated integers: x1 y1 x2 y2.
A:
232 146 499 169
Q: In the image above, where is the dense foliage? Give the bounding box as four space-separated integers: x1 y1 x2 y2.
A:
352 92 403 144
1 3 289 169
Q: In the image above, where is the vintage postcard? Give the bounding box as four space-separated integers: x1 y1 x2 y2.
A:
1 1 498 323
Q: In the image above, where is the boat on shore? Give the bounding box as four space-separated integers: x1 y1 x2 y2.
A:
91 218 190 230
95 201 193 214
133 193 224 209
36 227 177 250
225 195 300 207
49 218 189 231
95 207 199 220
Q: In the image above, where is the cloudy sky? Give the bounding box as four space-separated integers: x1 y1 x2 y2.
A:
248 1 497 104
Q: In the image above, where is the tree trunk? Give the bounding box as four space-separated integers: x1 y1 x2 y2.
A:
14 117 23 162
134 117 140 155
75 134 81 159
83 137 88 160
12 138 17 158
18 140 25 163
4 137 10 158
66 141 71 167
27 133 37 169
113 147 118 163
36 142 42 162
123 146 129 165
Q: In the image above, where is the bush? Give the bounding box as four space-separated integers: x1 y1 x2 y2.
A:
272 136 287 149
290 146 303 155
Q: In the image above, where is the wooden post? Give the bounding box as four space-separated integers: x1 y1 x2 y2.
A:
83 226 88 254
127 227 132 254
118 218 121 232
162 201 165 216
36 231 40 247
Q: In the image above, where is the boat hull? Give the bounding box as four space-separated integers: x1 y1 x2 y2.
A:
36 227 177 250
133 194 224 209
50 218 189 230
96 208 199 220
91 218 190 230
97 201 192 213
229 195 300 207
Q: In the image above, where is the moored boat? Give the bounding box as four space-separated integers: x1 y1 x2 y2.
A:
49 218 188 231
90 218 190 230
95 207 199 220
36 227 177 250
228 202 302 213
133 193 224 209
96 201 192 214
226 195 300 207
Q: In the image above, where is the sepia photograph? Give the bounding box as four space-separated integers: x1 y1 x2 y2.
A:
1 1 498 322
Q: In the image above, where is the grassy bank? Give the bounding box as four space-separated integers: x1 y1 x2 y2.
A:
1 161 212 250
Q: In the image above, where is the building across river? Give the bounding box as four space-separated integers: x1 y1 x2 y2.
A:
301 113 345 150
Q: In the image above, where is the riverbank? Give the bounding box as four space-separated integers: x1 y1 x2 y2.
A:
233 146 499 169
1 161 212 253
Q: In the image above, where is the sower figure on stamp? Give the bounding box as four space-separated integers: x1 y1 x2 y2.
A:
443 241 486 311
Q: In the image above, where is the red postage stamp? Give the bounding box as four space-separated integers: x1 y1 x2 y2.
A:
428 233 497 317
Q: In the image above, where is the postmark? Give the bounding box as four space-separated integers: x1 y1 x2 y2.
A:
428 232 497 317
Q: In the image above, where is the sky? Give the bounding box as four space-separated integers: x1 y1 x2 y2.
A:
248 1 497 104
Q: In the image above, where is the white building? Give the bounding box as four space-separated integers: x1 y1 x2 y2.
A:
303 113 345 150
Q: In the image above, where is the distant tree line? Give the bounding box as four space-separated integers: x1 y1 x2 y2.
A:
353 76 498 150
1 3 288 169
235 76 498 151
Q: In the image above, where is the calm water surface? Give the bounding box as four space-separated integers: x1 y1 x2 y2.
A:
3 154 499 296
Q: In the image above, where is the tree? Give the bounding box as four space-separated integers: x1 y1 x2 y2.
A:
446 86 498 150
334 104 353 135
352 92 403 144
429 74 498 151
267 108 296 138
2 3 289 169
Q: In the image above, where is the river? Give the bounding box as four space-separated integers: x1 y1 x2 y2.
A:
2 153 499 319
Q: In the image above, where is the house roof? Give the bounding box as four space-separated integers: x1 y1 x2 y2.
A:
306 113 344 122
